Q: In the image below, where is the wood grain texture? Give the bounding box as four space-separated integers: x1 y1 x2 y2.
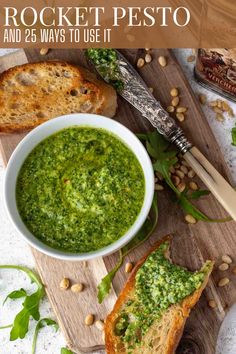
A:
0 48 235 354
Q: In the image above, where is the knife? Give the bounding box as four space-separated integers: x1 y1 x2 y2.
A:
87 50 236 221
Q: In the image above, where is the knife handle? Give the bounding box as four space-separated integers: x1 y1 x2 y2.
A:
184 146 236 221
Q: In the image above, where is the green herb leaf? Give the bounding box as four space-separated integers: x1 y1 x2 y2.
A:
0 265 45 341
3 288 27 305
188 190 211 200
61 348 74 354
97 195 158 303
232 127 236 146
32 318 58 354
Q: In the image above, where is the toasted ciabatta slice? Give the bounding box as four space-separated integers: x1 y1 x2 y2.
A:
105 236 213 354
0 61 117 133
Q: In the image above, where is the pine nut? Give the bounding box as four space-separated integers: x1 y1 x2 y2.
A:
158 56 167 67
218 277 230 287
82 261 88 268
40 48 49 55
149 87 154 93
176 106 187 113
85 314 94 326
125 262 133 273
187 55 196 62
180 165 188 175
170 88 179 97
60 277 70 290
154 177 158 183
176 170 185 179
216 113 224 122
218 263 229 271
145 47 150 51
176 113 185 122
222 255 232 264
172 97 180 107
169 166 175 174
167 105 175 113
71 283 84 293
209 100 217 107
189 182 198 191
137 58 145 68
145 53 152 63
177 182 186 193
208 299 217 308
155 172 163 181
174 163 180 169
232 267 236 274
185 214 197 224
155 184 164 191
95 320 104 331
172 175 180 186
181 160 190 167
188 169 196 178
199 94 207 105
213 107 223 114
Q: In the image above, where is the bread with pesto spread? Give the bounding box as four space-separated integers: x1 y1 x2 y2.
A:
0 61 117 133
105 236 214 354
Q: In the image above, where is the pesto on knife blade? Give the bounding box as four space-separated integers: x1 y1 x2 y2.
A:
16 127 145 253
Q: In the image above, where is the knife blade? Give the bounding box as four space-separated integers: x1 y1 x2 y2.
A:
87 49 236 221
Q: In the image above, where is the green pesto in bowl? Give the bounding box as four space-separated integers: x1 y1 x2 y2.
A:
16 127 145 253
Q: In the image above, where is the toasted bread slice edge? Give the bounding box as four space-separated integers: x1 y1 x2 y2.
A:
105 235 214 354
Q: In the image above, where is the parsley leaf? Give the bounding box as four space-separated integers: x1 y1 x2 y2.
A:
97 195 158 303
232 126 236 146
61 348 74 354
32 318 58 354
0 265 45 341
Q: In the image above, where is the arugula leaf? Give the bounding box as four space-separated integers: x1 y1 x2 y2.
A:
61 348 74 354
32 318 58 354
187 190 211 200
0 265 45 341
232 127 236 146
3 288 27 305
97 195 158 303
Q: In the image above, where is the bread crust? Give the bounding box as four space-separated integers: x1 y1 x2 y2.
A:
0 61 117 134
105 236 213 354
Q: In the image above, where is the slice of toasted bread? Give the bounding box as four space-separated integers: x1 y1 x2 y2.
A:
0 61 117 133
105 236 213 354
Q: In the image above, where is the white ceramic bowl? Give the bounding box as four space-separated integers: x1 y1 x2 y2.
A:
4 114 154 261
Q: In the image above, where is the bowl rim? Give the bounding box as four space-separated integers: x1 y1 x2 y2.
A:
4 113 154 261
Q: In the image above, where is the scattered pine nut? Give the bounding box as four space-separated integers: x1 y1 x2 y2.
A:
155 172 163 181
181 160 190 167
172 175 180 186
71 283 84 293
155 184 164 191
185 214 197 224
40 48 49 56
125 262 133 273
170 88 179 97
172 96 180 107
232 267 236 274
158 56 167 67
149 87 154 93
189 181 198 191
85 314 94 326
213 107 222 114
187 55 196 62
222 255 232 264
176 106 187 113
169 166 175 174
218 263 229 271
95 320 104 331
137 58 145 68
199 94 207 105
208 299 217 308
218 277 230 287
174 163 180 169
177 182 186 193
176 113 185 122
60 277 70 290
167 105 175 113
216 113 224 122
145 53 152 63
145 47 150 51
188 169 196 178
180 165 188 175
209 100 217 107
176 170 185 179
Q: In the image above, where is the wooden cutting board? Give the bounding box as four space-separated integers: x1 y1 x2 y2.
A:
0 48 236 354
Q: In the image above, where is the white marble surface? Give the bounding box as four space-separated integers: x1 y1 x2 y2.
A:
0 48 235 354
